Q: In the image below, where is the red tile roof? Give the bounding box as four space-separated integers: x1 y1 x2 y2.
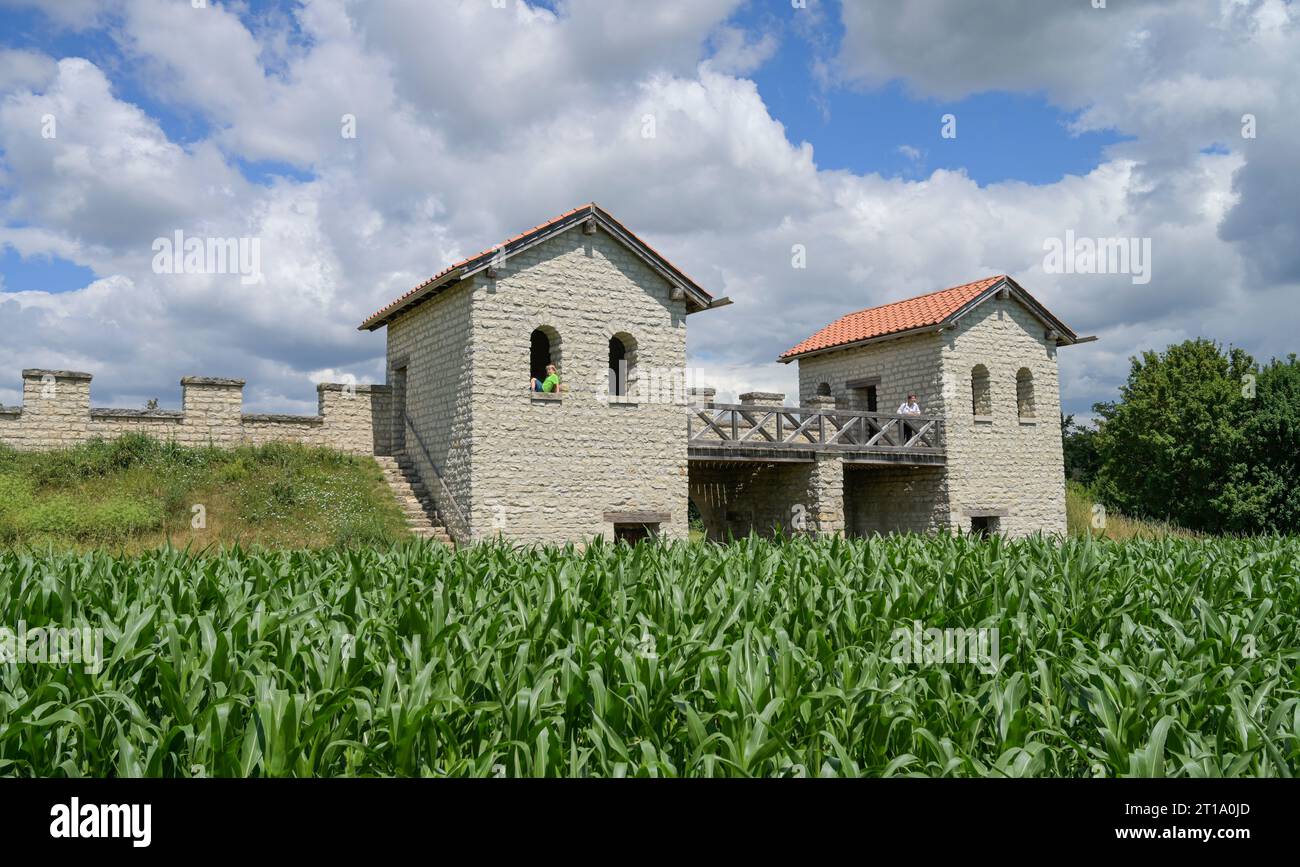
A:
359 203 713 330
779 275 1010 360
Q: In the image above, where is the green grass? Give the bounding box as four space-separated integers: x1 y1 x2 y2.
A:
1067 481 1198 540
1 534 1295 777
0 434 410 550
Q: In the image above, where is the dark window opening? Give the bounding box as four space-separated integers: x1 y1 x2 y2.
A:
609 336 628 396
971 364 991 417
614 523 656 544
1016 367 1035 418
970 516 999 538
530 329 552 383
815 382 831 397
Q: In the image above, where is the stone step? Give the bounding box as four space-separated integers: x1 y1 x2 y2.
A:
375 454 453 545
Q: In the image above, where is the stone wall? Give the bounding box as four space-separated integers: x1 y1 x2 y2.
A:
938 296 1067 536
689 456 844 540
796 331 944 414
460 226 690 543
0 369 390 456
843 465 949 536
386 279 476 541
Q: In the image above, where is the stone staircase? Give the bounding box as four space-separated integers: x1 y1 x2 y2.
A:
374 453 453 544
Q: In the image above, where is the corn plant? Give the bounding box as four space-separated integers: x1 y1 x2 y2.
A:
0 534 1296 777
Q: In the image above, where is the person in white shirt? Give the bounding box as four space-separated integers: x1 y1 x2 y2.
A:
897 393 921 443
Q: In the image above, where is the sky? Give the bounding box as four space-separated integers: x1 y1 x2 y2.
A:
0 0 1296 418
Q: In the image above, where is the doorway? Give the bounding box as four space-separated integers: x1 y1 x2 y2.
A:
392 365 407 452
846 376 879 412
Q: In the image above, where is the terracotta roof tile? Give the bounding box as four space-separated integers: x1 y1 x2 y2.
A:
779 275 1009 360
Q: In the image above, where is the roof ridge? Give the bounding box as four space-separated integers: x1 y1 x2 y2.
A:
360 202 711 330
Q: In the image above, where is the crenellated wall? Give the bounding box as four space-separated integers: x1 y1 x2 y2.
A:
0 369 391 456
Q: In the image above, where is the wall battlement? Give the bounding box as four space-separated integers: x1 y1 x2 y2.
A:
0 369 391 455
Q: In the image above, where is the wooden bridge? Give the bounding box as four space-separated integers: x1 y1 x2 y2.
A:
687 403 945 465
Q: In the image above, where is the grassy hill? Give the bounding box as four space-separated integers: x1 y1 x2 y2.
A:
0 434 410 552
0 435 1199 551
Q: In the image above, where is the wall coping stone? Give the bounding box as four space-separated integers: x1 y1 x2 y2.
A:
23 369 92 381
740 391 784 403
241 413 324 425
181 376 246 387
0 407 20 417
317 382 392 393
90 408 185 420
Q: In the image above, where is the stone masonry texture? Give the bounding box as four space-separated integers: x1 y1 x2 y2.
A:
0 370 390 456
790 292 1067 537
390 226 689 544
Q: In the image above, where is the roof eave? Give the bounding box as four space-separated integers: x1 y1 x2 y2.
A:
587 205 714 312
362 203 716 330
358 267 465 331
778 323 946 363
947 276 1081 345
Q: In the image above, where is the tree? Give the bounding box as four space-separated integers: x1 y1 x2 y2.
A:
1061 413 1101 484
1093 339 1254 532
1222 355 1300 533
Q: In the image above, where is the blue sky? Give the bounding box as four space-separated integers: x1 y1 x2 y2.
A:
732 2 1131 185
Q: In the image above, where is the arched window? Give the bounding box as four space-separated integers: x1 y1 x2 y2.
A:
1016 367 1035 419
815 382 831 397
608 332 637 397
971 364 991 418
530 326 561 386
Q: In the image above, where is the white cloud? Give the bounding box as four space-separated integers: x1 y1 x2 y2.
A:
0 0 1295 421
706 25 779 76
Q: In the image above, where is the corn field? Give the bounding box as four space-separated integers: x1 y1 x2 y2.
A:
1 535 1297 777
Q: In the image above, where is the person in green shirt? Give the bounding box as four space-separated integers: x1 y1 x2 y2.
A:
531 364 560 393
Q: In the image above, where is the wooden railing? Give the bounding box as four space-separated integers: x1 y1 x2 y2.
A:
687 403 944 455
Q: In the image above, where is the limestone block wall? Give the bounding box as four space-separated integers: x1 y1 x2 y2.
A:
843 465 949 535
0 370 94 448
464 227 690 543
0 369 391 456
385 279 476 541
689 456 844 540
796 332 944 415
938 296 1067 536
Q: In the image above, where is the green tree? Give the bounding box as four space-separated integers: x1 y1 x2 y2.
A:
1061 412 1101 484
1093 339 1254 532
1219 355 1300 533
